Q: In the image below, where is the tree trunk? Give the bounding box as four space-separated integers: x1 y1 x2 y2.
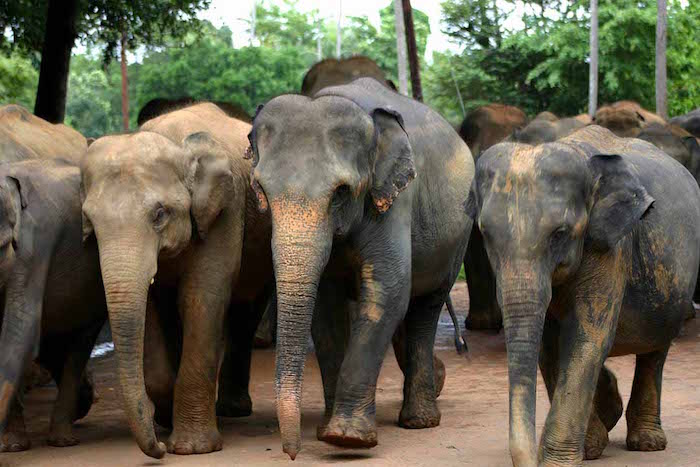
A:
402 0 422 102
656 0 668 119
393 0 409 96
33 0 80 123
588 0 598 117
120 30 129 131
336 0 342 59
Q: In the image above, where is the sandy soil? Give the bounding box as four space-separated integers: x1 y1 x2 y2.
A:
3 282 700 466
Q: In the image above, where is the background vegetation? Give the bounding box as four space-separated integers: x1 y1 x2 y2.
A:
1 0 698 136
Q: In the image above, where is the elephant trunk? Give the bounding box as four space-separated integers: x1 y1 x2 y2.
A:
498 268 551 467
98 237 165 459
271 203 331 461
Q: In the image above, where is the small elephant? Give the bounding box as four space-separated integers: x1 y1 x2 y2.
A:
466 125 700 466
510 117 587 146
81 103 272 458
458 103 528 159
0 159 106 451
248 77 474 459
301 56 396 97
593 100 665 138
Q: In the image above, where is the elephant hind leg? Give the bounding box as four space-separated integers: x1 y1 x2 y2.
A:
396 290 446 430
584 365 622 460
626 348 669 452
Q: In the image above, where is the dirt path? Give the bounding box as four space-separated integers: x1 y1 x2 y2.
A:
3 282 700 466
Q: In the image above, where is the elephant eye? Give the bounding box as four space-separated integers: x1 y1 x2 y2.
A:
550 226 570 246
331 184 351 209
152 204 169 229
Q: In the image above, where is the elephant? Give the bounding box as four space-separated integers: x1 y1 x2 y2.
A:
534 111 558 122
670 108 700 139
137 97 252 126
0 159 107 451
301 56 396 97
247 77 473 459
510 117 587 146
593 101 665 137
465 125 700 466
0 104 86 163
459 103 528 159
81 103 272 458
637 123 700 186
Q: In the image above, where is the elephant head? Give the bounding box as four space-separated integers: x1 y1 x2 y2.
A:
80 130 237 458
247 94 415 459
465 140 653 465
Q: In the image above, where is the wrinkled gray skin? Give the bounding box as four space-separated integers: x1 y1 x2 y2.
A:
510 117 587 146
670 108 700 138
0 160 106 451
467 125 700 466
82 103 272 458
248 78 473 459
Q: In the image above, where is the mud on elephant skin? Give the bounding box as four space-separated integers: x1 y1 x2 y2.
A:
81 103 272 458
466 125 700 466
248 77 474 459
0 160 106 452
301 56 396 97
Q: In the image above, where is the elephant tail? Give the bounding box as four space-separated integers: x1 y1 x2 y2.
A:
445 294 467 354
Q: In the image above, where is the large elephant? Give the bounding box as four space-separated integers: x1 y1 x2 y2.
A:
670 108 700 138
0 160 106 451
301 56 395 96
247 77 473 459
593 101 665 137
0 104 86 163
137 97 252 126
466 125 700 466
458 103 528 159
81 103 272 458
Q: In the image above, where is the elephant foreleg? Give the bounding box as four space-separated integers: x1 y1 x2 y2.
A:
626 348 669 452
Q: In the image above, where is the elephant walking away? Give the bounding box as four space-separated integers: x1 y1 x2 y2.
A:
81 103 272 458
0 160 106 451
247 77 474 459
466 125 700 466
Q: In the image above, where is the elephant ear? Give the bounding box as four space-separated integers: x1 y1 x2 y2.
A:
586 154 654 250
4 175 29 248
80 180 94 243
370 108 416 213
183 132 235 239
464 179 478 221
244 105 269 213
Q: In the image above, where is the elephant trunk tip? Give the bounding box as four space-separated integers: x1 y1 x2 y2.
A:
144 440 167 459
284 443 299 461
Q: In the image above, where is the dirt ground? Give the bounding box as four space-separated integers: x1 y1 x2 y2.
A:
3 282 700 466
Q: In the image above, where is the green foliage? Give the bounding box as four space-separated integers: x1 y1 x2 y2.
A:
0 51 38 108
427 0 700 124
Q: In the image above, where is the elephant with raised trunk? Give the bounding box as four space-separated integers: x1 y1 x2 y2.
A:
247 77 473 459
0 160 106 451
81 103 272 458
466 125 700 466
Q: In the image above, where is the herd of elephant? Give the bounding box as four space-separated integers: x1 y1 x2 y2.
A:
0 55 698 467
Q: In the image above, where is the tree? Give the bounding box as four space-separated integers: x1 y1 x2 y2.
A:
589 0 598 116
656 0 667 118
0 0 210 122
0 52 38 109
393 0 409 95
402 0 423 101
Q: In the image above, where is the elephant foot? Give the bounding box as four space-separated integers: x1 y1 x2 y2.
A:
74 377 96 422
464 308 502 332
584 414 609 460
433 355 446 398
1 430 31 452
166 425 222 455
398 396 441 429
216 393 252 418
317 414 378 448
626 424 667 452
47 426 80 448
